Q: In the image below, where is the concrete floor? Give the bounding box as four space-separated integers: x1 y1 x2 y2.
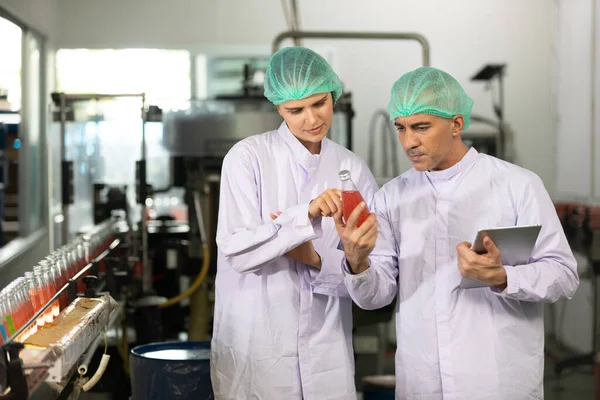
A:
77 356 596 400
353 353 596 399
544 360 595 400
79 373 593 400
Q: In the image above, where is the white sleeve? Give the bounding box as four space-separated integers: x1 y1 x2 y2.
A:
216 144 322 274
306 244 349 297
490 174 579 302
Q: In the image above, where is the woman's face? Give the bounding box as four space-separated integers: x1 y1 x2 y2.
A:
278 92 334 154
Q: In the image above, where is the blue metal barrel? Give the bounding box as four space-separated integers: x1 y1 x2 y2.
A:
130 341 213 400
362 375 396 400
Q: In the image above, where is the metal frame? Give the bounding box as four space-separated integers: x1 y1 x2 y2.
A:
591 0 597 202
19 31 45 236
272 30 431 66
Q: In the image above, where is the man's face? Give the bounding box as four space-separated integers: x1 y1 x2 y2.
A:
278 92 334 154
394 114 464 171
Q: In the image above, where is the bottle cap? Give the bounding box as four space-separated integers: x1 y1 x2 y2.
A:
339 170 351 181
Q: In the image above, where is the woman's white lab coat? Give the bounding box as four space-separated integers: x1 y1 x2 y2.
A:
211 122 378 400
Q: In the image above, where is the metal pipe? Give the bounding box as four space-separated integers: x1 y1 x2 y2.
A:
58 93 145 102
6 238 121 343
60 93 68 245
141 94 147 162
383 117 399 177
290 0 301 46
272 30 431 66
591 0 597 202
591 0 598 352
470 114 502 129
193 190 208 245
141 94 151 293
498 74 505 160
594 275 599 353
368 109 400 178
368 110 386 177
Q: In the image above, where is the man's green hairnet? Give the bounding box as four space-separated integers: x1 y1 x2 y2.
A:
264 46 343 106
387 67 474 130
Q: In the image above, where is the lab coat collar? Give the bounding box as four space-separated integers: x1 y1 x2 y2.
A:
278 121 324 170
425 146 478 181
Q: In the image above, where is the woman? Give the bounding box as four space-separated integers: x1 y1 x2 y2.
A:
211 46 378 400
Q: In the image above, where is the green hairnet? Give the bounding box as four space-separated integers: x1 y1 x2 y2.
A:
387 67 474 129
264 46 343 105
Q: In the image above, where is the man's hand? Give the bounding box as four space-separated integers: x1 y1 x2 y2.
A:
308 189 343 219
270 212 321 270
333 202 377 274
456 236 507 289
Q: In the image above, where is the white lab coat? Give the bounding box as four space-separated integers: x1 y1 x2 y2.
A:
344 148 579 399
211 122 378 400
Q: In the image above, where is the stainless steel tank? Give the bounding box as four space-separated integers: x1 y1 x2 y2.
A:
162 97 351 158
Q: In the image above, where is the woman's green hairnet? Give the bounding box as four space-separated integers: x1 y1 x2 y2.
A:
387 67 474 129
264 46 343 105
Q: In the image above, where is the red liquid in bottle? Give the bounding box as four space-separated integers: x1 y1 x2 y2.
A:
342 190 370 227
41 286 54 324
16 302 25 330
24 299 34 326
30 289 44 329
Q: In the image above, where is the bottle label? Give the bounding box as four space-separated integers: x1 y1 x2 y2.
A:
6 315 15 335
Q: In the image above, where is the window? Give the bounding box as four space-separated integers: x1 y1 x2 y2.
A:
0 17 21 111
0 16 22 245
54 49 191 237
56 49 191 110
0 10 46 250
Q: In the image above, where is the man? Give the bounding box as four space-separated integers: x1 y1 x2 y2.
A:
336 66 579 399
211 46 378 399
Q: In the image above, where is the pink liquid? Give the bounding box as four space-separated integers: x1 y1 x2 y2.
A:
17 303 26 330
342 191 370 227
23 299 36 337
38 287 54 324
54 273 67 310
30 289 44 328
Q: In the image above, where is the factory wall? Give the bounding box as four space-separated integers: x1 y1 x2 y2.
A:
0 0 58 281
556 0 600 202
56 0 558 194
0 0 58 41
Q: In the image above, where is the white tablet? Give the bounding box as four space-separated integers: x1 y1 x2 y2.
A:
459 224 542 289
